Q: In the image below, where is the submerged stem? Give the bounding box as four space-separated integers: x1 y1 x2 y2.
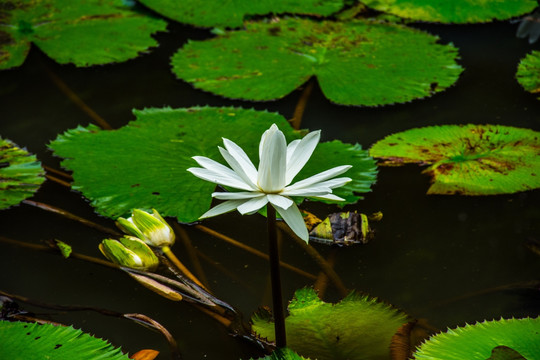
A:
267 205 287 348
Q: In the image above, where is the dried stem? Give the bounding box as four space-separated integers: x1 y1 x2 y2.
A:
290 79 315 130
45 174 72 188
44 66 113 130
21 200 121 236
43 165 73 180
195 225 316 280
267 206 286 348
277 222 349 298
173 223 210 290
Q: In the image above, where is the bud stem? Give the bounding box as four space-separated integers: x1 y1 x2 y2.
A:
161 245 208 291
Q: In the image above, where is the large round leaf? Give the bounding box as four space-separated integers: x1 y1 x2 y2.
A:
516 50 540 99
0 0 167 70
413 317 540 360
138 0 344 28
49 107 377 223
251 288 409 360
0 136 45 210
0 321 130 359
171 18 462 106
360 0 537 24
369 125 540 195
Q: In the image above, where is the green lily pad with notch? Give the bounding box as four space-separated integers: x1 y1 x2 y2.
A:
369 124 540 195
251 288 409 360
0 0 167 70
0 137 45 210
49 107 377 223
171 18 462 106
360 0 537 24
0 321 130 359
138 0 344 28
516 50 540 99
413 317 540 360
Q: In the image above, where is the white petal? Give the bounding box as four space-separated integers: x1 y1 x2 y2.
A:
267 194 294 210
285 165 352 191
237 195 269 215
257 125 287 192
259 124 277 160
310 193 345 201
200 200 246 219
272 202 309 242
222 138 258 184
285 130 320 185
192 156 235 175
280 186 332 197
315 177 352 189
219 147 258 190
187 167 253 191
286 139 301 164
212 191 262 200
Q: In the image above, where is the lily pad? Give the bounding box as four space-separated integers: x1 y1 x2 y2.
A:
0 321 130 359
360 0 537 24
49 107 377 223
171 18 462 106
138 0 344 28
251 348 309 360
369 125 540 195
413 317 540 360
0 0 167 70
251 288 409 360
516 50 540 99
0 137 45 210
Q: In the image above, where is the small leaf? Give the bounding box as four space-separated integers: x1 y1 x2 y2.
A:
413 317 540 360
130 349 160 360
360 0 537 24
54 239 72 259
171 18 462 106
0 137 45 210
0 0 167 69
251 288 409 360
138 0 344 28
369 124 540 195
0 321 130 359
516 50 540 99
49 107 377 223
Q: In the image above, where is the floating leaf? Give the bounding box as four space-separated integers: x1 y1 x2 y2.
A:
413 317 540 360
251 288 409 360
49 107 377 223
0 137 45 210
138 0 344 28
0 321 130 359
360 0 537 24
516 50 540 98
171 18 462 106
0 0 167 70
308 211 374 246
369 125 540 195
250 348 310 360
54 239 72 258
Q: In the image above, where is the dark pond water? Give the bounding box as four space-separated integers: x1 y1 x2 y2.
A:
1 17 539 360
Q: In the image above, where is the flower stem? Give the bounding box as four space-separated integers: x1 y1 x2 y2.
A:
267 205 287 348
161 245 208 291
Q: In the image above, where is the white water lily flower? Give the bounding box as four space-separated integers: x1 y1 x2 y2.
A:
187 124 352 242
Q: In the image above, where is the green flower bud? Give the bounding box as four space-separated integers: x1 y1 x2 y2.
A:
117 209 175 247
99 236 159 271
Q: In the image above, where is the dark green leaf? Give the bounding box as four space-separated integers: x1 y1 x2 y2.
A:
0 137 45 210
516 50 540 99
413 317 540 360
49 107 377 223
171 18 462 106
0 0 167 69
0 321 130 359
138 0 344 28
251 288 409 360
360 0 537 23
369 124 540 195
